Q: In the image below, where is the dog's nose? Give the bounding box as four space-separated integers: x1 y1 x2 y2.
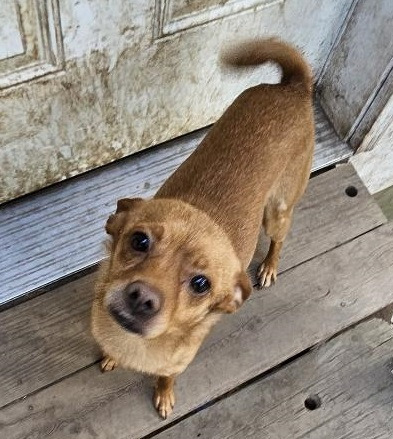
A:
125 282 161 319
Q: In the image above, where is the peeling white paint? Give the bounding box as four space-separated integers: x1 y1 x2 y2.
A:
0 0 353 203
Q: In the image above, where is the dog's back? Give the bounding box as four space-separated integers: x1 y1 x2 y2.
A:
156 38 314 268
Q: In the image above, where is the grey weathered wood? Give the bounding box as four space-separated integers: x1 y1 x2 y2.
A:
1 219 393 438
0 164 384 409
350 95 393 195
156 319 393 439
375 185 393 222
0 103 352 307
349 67 393 150
318 0 393 141
0 274 100 408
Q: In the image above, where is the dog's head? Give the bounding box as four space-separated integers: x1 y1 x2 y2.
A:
98 197 252 338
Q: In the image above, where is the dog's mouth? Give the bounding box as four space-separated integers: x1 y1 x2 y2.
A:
108 305 145 335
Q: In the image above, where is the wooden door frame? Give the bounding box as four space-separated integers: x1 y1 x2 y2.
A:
317 0 393 151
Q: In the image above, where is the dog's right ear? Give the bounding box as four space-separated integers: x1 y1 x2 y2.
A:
105 198 144 236
115 198 144 213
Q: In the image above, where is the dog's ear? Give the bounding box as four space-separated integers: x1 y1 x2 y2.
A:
105 198 144 236
115 198 143 213
215 270 252 314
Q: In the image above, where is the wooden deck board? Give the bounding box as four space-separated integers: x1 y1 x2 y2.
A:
156 318 393 439
0 103 352 306
1 220 393 439
0 165 385 409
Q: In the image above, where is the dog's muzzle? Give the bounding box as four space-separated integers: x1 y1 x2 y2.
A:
106 281 162 335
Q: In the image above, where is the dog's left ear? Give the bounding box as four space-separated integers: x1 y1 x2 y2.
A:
215 271 253 314
105 197 144 236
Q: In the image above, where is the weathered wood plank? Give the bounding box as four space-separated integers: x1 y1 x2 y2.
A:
375 185 393 221
350 95 393 195
1 221 393 439
0 165 384 409
0 103 352 306
0 274 100 408
156 319 393 439
350 68 393 150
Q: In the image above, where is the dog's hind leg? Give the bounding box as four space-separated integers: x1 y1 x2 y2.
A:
257 139 313 288
257 198 293 288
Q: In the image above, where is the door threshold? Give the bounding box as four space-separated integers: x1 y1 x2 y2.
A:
0 101 352 307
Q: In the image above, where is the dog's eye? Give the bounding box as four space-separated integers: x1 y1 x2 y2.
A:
190 275 211 295
130 232 150 252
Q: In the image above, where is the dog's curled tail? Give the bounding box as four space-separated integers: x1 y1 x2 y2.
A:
221 38 313 93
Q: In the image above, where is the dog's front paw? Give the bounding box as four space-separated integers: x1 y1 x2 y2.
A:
154 385 175 419
100 355 118 372
257 261 278 288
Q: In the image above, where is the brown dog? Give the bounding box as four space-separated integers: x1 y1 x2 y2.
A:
91 38 314 419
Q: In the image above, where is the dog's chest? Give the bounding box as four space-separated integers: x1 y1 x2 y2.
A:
99 327 197 376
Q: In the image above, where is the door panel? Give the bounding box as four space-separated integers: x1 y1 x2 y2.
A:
0 1 25 59
0 0 64 89
0 0 352 203
156 0 283 37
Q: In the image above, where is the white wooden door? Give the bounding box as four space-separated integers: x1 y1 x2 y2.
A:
0 0 352 203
